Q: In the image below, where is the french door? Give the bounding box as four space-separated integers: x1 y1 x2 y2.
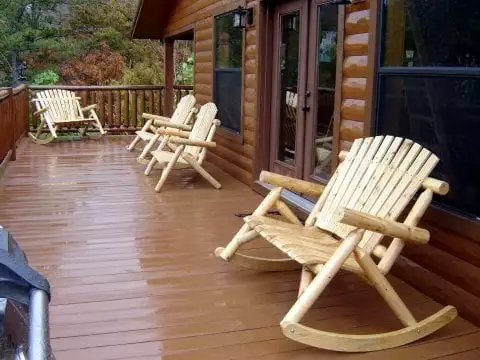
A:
270 0 339 182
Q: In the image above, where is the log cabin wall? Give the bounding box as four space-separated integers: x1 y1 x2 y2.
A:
163 0 259 185
342 0 480 326
338 0 371 152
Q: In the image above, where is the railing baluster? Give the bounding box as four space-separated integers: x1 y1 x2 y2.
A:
138 90 145 123
106 90 113 129
115 90 121 128
132 90 138 127
126 90 131 128
98 91 105 126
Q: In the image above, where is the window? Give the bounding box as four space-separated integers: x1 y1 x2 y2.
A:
214 11 244 135
376 0 480 220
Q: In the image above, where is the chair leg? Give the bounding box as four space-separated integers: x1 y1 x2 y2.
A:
35 119 45 138
298 266 314 298
154 146 184 192
182 154 221 189
282 230 364 325
139 133 161 161
127 120 151 151
216 187 283 261
90 110 105 135
354 249 417 327
145 157 158 176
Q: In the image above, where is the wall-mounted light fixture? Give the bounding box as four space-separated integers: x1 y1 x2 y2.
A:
232 6 254 29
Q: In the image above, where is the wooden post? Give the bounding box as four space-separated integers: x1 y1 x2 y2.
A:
164 39 174 117
132 90 138 128
107 90 113 129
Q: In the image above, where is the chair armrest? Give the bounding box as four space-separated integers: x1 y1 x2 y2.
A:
153 119 192 131
169 138 216 148
158 128 191 138
81 104 98 112
143 113 171 122
259 171 325 197
338 208 430 245
33 107 48 117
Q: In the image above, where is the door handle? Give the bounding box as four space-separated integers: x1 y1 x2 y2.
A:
302 104 310 112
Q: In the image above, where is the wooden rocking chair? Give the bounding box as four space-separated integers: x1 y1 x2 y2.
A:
215 136 457 352
30 89 105 144
145 102 221 192
126 94 196 163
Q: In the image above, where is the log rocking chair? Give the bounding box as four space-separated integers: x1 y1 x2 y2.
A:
215 136 457 352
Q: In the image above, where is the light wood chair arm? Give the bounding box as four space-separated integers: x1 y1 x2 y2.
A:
152 119 192 131
157 128 191 138
169 138 217 148
33 107 48 117
142 113 171 122
259 171 325 197
81 104 98 112
338 208 430 245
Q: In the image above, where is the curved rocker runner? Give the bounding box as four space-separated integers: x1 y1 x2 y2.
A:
215 136 457 352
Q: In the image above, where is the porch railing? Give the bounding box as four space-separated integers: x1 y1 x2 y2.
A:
0 85 29 166
29 84 194 132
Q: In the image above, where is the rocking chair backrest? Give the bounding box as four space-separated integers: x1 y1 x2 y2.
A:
34 90 82 123
314 136 439 255
170 94 196 125
185 102 218 160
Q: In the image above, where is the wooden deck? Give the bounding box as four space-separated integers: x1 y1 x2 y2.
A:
0 137 479 360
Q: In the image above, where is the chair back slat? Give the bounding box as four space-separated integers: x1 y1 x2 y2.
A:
170 95 196 125
314 136 439 256
185 103 218 158
34 90 81 123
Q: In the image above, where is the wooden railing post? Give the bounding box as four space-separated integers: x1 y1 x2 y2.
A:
165 39 174 117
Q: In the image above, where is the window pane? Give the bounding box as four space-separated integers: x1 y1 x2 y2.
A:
382 0 480 67
214 69 242 133
215 13 243 69
314 4 337 180
377 75 480 219
277 11 301 164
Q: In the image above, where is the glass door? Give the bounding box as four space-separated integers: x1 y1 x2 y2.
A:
303 0 339 181
270 0 309 178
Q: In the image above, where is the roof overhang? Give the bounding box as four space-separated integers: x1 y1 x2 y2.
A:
131 0 178 39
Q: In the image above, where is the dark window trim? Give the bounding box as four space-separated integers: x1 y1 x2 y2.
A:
373 0 480 241
212 2 246 143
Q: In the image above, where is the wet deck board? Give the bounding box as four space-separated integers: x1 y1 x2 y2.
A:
0 137 478 360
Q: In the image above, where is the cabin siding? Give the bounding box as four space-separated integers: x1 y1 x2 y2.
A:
163 0 256 185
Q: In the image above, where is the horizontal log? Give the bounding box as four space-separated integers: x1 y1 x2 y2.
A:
195 51 213 63
246 30 257 46
345 33 369 56
402 243 480 298
12 84 27 95
195 93 212 104
339 208 430 244
244 128 255 146
346 0 371 13
342 78 367 99
244 88 256 103
343 56 368 77
345 9 370 35
339 140 353 152
245 59 257 75
245 74 256 89
392 255 480 326
212 143 253 172
244 115 255 131
195 62 213 74
195 27 212 42
195 73 213 85
195 39 213 52
260 171 325 197
341 99 365 120
340 119 364 142
215 135 254 158
244 101 255 118
207 151 252 185
0 89 10 100
245 44 256 60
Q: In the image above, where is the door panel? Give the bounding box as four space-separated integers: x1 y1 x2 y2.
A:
304 0 339 181
270 0 309 178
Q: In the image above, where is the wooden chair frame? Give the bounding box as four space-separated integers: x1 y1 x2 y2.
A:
30 90 105 144
126 94 196 162
144 103 222 193
215 136 456 352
